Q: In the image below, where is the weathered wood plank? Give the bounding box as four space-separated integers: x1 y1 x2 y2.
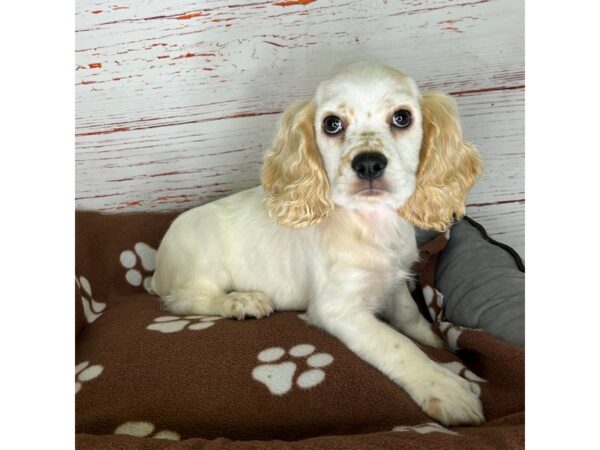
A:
76 87 524 210
75 0 524 254
75 0 524 134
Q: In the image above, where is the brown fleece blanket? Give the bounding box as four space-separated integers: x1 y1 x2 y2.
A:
75 210 524 449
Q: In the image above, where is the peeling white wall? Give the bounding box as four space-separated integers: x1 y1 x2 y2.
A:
76 0 524 256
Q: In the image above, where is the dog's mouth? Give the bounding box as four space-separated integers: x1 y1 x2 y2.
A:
356 188 388 197
351 178 391 199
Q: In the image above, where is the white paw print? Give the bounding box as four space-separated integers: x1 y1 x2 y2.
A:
147 315 223 333
76 276 106 323
75 361 103 394
437 321 471 351
252 344 334 395
119 242 156 291
393 422 459 435
422 285 444 322
114 421 180 440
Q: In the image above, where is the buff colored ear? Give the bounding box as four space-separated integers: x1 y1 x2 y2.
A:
262 100 333 228
399 92 483 231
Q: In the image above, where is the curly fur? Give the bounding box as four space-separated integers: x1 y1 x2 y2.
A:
262 100 334 228
398 93 483 231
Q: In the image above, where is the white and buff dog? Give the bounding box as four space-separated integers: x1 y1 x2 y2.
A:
151 63 484 426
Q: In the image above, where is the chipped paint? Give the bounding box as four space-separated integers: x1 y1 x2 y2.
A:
117 200 143 209
175 12 206 20
173 52 216 59
273 0 316 6
155 194 193 203
76 127 130 137
75 0 524 255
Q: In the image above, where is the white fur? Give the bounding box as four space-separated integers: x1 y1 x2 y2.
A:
151 63 484 426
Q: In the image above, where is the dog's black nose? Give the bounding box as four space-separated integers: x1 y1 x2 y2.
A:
351 152 388 181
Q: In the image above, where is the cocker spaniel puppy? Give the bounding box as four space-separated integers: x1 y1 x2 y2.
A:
151 63 484 426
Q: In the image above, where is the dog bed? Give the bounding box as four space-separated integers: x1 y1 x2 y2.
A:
76 210 524 449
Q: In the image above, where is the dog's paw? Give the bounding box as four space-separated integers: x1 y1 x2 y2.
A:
411 365 485 426
221 291 273 320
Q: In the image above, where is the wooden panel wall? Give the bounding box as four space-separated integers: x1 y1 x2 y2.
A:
75 0 524 256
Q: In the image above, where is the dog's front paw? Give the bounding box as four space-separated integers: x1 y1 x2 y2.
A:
221 291 273 320
410 365 484 426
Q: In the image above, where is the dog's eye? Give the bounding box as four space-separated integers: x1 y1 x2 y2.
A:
323 115 344 135
392 109 412 128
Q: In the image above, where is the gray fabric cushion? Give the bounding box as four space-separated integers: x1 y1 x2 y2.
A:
432 217 524 347
415 228 440 248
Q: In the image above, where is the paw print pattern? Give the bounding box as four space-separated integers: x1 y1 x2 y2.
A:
422 285 444 323
437 321 475 351
252 344 334 395
120 242 156 292
422 286 485 351
393 422 459 436
114 421 180 440
75 361 103 394
147 315 223 333
76 276 106 323
440 360 487 396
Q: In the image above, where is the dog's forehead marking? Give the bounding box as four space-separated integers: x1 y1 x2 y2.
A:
317 80 418 118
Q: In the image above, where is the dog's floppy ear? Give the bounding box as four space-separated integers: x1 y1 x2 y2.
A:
399 92 483 231
262 100 333 228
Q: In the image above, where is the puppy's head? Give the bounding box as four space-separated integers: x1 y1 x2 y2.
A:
262 63 482 230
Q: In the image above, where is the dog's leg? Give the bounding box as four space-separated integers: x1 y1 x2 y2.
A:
159 282 273 320
310 304 483 426
385 283 444 349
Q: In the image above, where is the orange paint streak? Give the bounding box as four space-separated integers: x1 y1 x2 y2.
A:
157 55 170 59
88 62 102 69
273 0 316 6
117 200 143 209
91 10 103 14
203 67 215 71
175 12 206 20
174 52 215 59
80 80 96 85
112 5 129 10
156 194 192 203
